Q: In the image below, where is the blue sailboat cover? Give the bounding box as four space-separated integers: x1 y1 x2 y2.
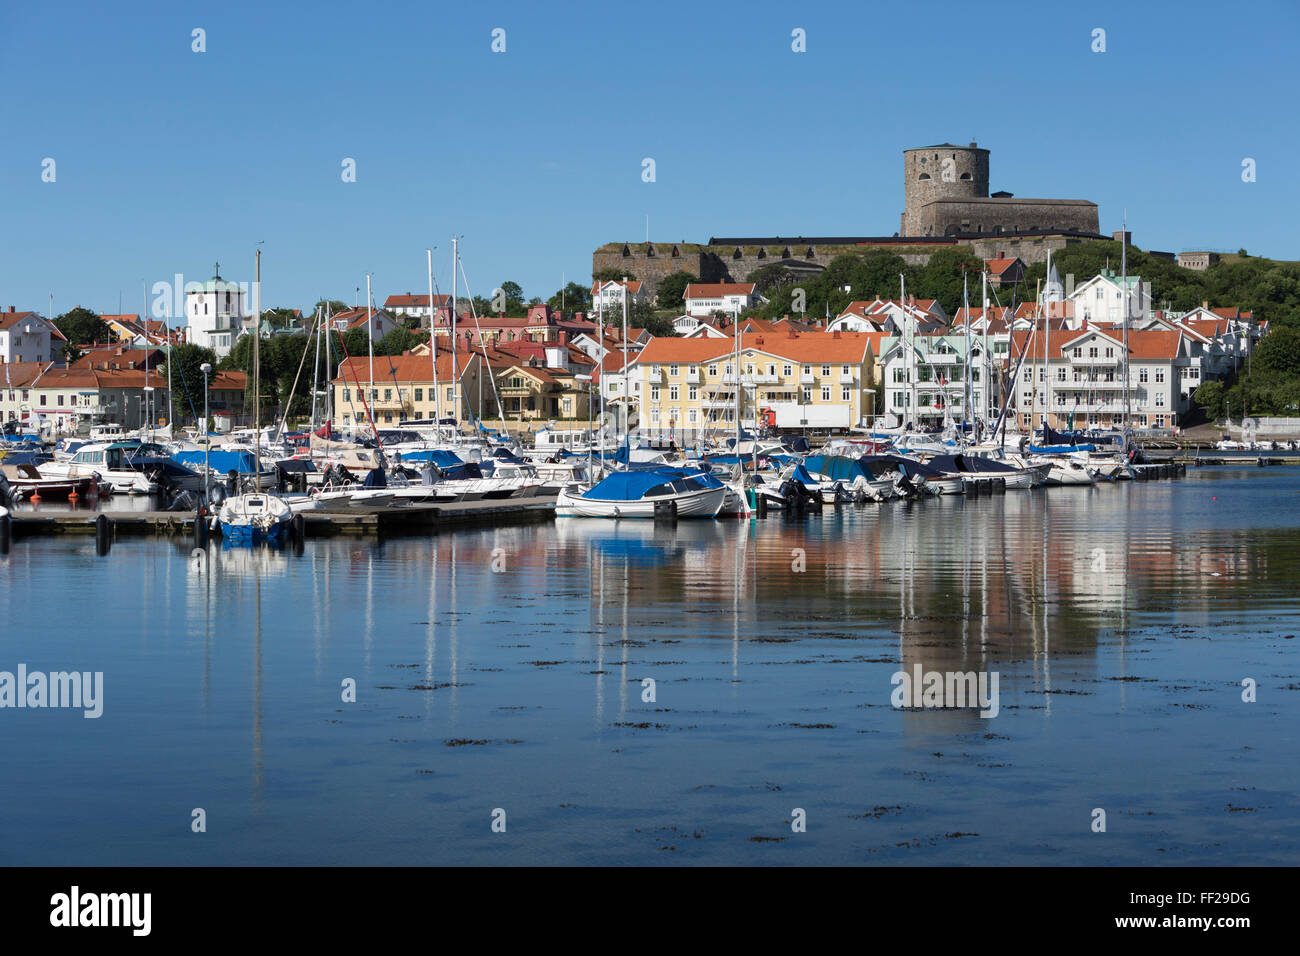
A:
173 450 263 474
802 455 872 483
582 467 722 501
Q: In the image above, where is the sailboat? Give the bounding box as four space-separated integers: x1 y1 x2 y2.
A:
218 248 294 544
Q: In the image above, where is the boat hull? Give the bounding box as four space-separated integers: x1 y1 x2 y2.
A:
555 484 727 518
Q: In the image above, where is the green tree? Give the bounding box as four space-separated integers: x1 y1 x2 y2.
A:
162 343 219 425
594 267 634 283
547 281 593 313
628 299 676 338
655 271 697 311
376 326 425 356
1252 325 1300 377
914 247 985 316
53 307 112 359
1193 380 1225 421
747 264 795 296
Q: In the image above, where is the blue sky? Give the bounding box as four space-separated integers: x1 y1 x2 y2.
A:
2 0 1297 323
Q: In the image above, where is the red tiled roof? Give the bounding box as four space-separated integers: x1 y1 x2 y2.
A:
384 294 451 308
0 361 50 387
1009 328 1182 361
984 257 1019 276
333 349 479 384
684 283 757 298
0 310 41 331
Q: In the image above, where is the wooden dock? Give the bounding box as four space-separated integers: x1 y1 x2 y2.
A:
4 497 558 540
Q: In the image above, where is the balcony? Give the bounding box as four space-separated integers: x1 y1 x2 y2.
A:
799 373 815 385
684 371 701 384
838 372 856 384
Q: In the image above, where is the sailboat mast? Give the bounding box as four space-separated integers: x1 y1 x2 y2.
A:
1121 219 1130 435
733 303 740 452
253 248 261 481
450 238 461 429
365 272 375 441
621 277 629 448
981 269 990 427
963 273 971 435
596 286 604 453
428 248 442 429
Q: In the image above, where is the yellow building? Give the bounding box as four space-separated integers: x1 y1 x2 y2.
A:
632 331 879 440
332 350 484 427
495 364 592 422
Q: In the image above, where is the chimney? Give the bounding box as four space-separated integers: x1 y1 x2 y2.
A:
833 329 842 339
8 306 13 313
1203 301 1208 309
787 327 797 338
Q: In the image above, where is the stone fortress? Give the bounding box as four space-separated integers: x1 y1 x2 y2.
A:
593 141 1108 300
901 142 1098 237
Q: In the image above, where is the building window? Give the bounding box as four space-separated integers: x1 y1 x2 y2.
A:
669 365 678 376
1139 368 1149 383
415 388 423 401
669 386 679 401
447 387 454 402
384 388 392 400
782 364 792 376
841 387 851 402
688 409 697 424
1155 369 1165 383
688 386 698 401
820 365 830 377
707 365 717 376
803 388 812 403
821 386 830 402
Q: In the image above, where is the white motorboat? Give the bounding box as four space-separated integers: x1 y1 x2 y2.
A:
556 467 729 519
38 441 157 495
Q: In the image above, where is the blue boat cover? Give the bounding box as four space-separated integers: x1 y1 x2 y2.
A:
173 450 263 474
858 454 943 480
927 454 1017 474
582 467 722 501
399 449 466 468
803 455 873 483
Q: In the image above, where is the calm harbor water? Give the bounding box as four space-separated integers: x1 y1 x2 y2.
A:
1 466 1297 866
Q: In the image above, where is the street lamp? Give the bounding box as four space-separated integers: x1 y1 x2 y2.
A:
200 362 212 504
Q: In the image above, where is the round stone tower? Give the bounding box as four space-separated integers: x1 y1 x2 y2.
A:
901 143 989 236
